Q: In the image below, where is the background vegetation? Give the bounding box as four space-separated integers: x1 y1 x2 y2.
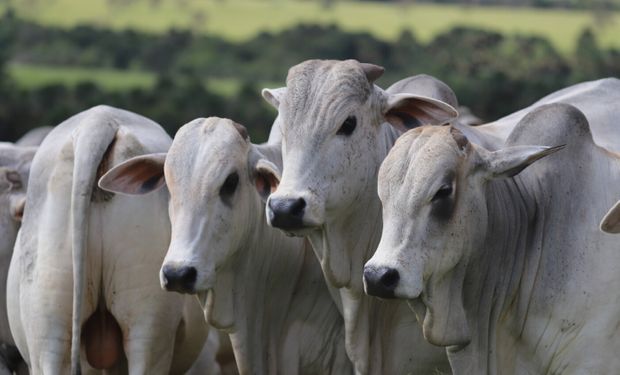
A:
0 0 618 141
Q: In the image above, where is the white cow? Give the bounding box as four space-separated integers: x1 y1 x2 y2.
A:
365 103 620 374
7 105 215 374
263 60 457 374
99 117 352 375
0 141 38 375
14 127 54 147
262 59 620 374
600 200 620 233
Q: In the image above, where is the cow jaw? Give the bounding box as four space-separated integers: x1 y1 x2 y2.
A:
203 270 235 331
420 263 470 348
315 223 352 289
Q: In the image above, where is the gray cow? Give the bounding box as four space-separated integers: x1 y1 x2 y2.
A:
366 104 620 373
1 127 53 375
0 143 36 375
99 117 353 375
261 59 620 374
7 106 214 374
263 60 457 374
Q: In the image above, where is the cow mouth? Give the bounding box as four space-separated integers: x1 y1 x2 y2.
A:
282 225 320 237
268 213 322 236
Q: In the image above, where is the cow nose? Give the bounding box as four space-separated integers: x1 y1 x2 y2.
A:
161 264 197 294
267 197 306 230
363 266 399 298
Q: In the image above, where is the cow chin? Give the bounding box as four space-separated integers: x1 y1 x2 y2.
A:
282 225 321 237
418 269 471 348
203 273 235 331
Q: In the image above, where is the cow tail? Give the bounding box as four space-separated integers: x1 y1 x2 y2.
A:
70 120 119 375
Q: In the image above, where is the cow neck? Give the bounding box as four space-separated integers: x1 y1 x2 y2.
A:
448 176 536 374
307 122 408 375
224 192 306 375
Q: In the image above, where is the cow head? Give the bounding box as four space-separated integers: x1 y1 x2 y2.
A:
99 118 280 328
364 126 562 347
262 60 457 286
601 200 620 233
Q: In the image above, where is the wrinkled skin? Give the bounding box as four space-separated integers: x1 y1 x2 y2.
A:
367 104 620 374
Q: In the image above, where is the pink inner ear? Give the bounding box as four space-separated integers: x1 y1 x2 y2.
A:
386 96 458 131
99 156 166 195
255 169 279 197
12 197 25 221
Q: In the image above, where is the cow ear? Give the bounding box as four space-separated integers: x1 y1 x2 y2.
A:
99 153 167 195
484 145 565 179
10 195 26 222
261 87 287 109
0 167 26 221
0 168 23 192
384 93 458 132
253 159 281 203
601 200 620 234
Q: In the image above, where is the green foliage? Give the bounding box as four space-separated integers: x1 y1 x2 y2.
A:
0 14 618 144
1 0 620 52
7 64 155 90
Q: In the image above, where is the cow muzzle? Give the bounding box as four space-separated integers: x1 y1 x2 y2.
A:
363 265 400 299
266 191 324 234
267 196 306 229
161 264 197 294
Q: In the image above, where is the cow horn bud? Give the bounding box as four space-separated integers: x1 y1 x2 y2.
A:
360 63 385 83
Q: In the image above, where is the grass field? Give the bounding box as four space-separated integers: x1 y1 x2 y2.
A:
7 64 156 91
7 63 276 95
1 0 619 53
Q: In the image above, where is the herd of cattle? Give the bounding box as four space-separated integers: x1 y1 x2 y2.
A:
0 59 619 375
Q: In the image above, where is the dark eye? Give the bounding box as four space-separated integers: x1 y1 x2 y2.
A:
431 184 453 202
220 172 239 203
337 116 357 136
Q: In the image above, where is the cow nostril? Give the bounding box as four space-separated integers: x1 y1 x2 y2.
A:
290 197 306 217
364 266 399 299
162 265 197 293
182 267 197 285
380 268 400 289
268 197 307 230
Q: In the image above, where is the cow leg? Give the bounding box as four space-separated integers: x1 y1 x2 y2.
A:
102 206 179 374
107 286 180 375
21 195 100 374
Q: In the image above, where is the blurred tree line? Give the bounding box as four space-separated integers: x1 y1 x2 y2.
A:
391 0 620 10
0 10 619 141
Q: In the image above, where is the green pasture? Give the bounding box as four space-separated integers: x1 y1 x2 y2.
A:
1 0 618 53
7 64 155 91
7 64 273 95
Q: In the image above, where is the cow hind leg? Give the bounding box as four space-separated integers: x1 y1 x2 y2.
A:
109 294 179 375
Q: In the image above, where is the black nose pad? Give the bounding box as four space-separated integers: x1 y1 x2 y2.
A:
268 197 306 230
162 264 197 294
363 266 400 299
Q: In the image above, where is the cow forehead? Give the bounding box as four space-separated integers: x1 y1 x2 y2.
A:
283 60 372 123
166 118 249 183
380 127 466 199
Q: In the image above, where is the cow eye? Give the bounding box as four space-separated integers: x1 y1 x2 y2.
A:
337 116 357 136
220 172 239 201
431 184 452 202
